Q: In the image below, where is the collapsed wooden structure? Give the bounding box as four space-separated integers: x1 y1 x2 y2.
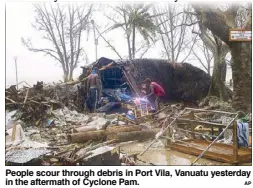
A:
163 108 252 164
81 57 212 102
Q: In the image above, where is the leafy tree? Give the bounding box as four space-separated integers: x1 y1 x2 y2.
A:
193 3 252 112
109 4 158 59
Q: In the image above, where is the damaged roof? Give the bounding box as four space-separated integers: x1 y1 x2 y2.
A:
6 148 51 164
81 57 212 102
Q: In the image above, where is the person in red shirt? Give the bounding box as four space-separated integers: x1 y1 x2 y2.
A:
142 78 165 112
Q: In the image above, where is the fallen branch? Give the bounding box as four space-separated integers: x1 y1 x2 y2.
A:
6 97 17 104
23 88 30 104
154 105 170 115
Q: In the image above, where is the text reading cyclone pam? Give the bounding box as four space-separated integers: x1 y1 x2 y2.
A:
6 169 251 186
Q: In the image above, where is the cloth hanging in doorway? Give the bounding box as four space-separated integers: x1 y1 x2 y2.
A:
237 120 249 147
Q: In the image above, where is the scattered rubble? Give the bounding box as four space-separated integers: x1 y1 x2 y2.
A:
199 96 234 112
6 82 81 127
5 80 251 166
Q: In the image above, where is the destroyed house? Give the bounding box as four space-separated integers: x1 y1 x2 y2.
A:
82 57 211 103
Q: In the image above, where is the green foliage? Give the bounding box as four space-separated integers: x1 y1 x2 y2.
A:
113 4 158 46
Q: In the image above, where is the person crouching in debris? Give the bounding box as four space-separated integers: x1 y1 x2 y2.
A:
142 78 165 112
87 67 102 113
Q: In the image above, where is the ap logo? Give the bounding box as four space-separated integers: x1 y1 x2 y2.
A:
244 181 251 185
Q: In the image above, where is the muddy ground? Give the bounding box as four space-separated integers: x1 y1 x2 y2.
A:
121 141 251 166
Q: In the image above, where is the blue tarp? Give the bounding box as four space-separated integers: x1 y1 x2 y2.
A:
119 93 132 102
103 89 133 103
237 120 249 147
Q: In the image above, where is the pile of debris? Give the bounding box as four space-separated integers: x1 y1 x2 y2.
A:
6 100 176 166
5 73 250 165
5 114 162 166
5 81 80 127
199 96 234 112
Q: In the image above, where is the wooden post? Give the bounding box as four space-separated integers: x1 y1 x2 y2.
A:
190 111 196 139
134 106 137 118
165 118 171 146
232 120 238 163
211 127 214 141
117 146 121 155
11 124 17 142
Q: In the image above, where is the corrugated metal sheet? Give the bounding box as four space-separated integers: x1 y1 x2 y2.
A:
6 148 51 164
84 146 116 160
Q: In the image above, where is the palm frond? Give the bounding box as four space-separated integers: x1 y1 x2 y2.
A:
111 22 126 30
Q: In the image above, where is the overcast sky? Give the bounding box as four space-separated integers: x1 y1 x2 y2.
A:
6 1 232 88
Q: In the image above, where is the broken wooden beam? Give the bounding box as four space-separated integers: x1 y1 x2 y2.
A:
114 128 161 142
107 125 142 134
153 105 170 115
68 130 107 143
173 118 227 128
72 126 97 133
68 125 142 143
23 88 30 104
185 108 237 115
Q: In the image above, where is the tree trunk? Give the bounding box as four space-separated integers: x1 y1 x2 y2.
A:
192 4 252 112
230 42 252 112
169 9 175 62
69 66 74 81
132 23 136 59
62 66 74 82
207 62 211 75
68 125 142 143
208 36 229 101
68 130 107 143
63 71 68 82
123 11 132 60
208 55 229 101
127 35 132 60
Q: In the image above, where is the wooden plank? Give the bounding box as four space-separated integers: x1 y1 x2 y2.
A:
190 113 238 165
174 118 227 128
169 143 234 163
187 139 251 154
237 154 252 163
233 121 239 162
118 115 136 125
122 69 141 96
185 108 238 115
190 111 196 139
169 140 251 164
